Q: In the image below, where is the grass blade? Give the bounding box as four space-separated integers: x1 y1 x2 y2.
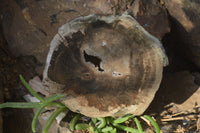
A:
48 102 66 108
0 102 41 108
112 123 140 133
112 114 135 124
97 118 106 128
20 75 44 102
144 115 160 133
32 103 50 132
44 94 65 103
91 118 97 124
75 123 90 130
70 114 82 131
101 126 113 132
110 128 117 133
42 107 67 133
134 118 143 133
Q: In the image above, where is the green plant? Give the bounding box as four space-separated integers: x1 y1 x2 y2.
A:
0 75 160 133
0 75 68 133
69 114 160 133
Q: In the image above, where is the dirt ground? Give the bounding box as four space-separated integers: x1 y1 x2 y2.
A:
0 28 38 133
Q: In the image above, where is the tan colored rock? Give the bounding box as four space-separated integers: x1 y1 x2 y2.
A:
43 14 168 117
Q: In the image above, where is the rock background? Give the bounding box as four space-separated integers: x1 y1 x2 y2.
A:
0 0 200 132
163 0 200 68
0 29 4 133
0 0 170 73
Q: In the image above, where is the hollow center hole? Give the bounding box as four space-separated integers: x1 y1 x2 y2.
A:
83 50 104 72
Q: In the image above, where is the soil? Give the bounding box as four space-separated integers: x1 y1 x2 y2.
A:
0 28 39 133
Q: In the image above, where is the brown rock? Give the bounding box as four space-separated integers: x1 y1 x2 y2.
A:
43 14 168 117
0 0 170 66
163 0 200 68
0 0 115 64
159 71 200 113
129 0 170 40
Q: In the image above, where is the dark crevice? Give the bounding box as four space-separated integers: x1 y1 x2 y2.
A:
83 50 104 72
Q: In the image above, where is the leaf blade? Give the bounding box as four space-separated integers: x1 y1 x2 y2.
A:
0 102 41 109
32 103 50 132
144 115 160 133
42 107 67 133
112 114 135 124
19 75 44 102
69 114 82 131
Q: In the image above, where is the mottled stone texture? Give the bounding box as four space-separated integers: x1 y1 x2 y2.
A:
129 0 170 40
0 0 170 67
163 0 200 68
0 0 116 64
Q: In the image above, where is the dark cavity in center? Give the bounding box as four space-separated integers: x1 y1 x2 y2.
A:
83 50 104 72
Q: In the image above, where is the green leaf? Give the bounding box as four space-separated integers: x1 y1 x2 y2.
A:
89 126 95 132
48 102 66 108
0 102 41 109
97 117 106 128
106 117 113 125
75 123 90 130
112 114 135 124
112 123 140 133
101 126 113 132
134 118 143 133
69 114 82 131
44 94 65 103
19 75 45 102
144 115 160 133
42 107 67 133
32 103 50 132
110 128 117 133
91 118 97 124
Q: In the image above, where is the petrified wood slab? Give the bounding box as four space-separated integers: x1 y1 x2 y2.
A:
43 14 168 117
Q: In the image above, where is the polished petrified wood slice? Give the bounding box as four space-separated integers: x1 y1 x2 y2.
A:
43 14 168 117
